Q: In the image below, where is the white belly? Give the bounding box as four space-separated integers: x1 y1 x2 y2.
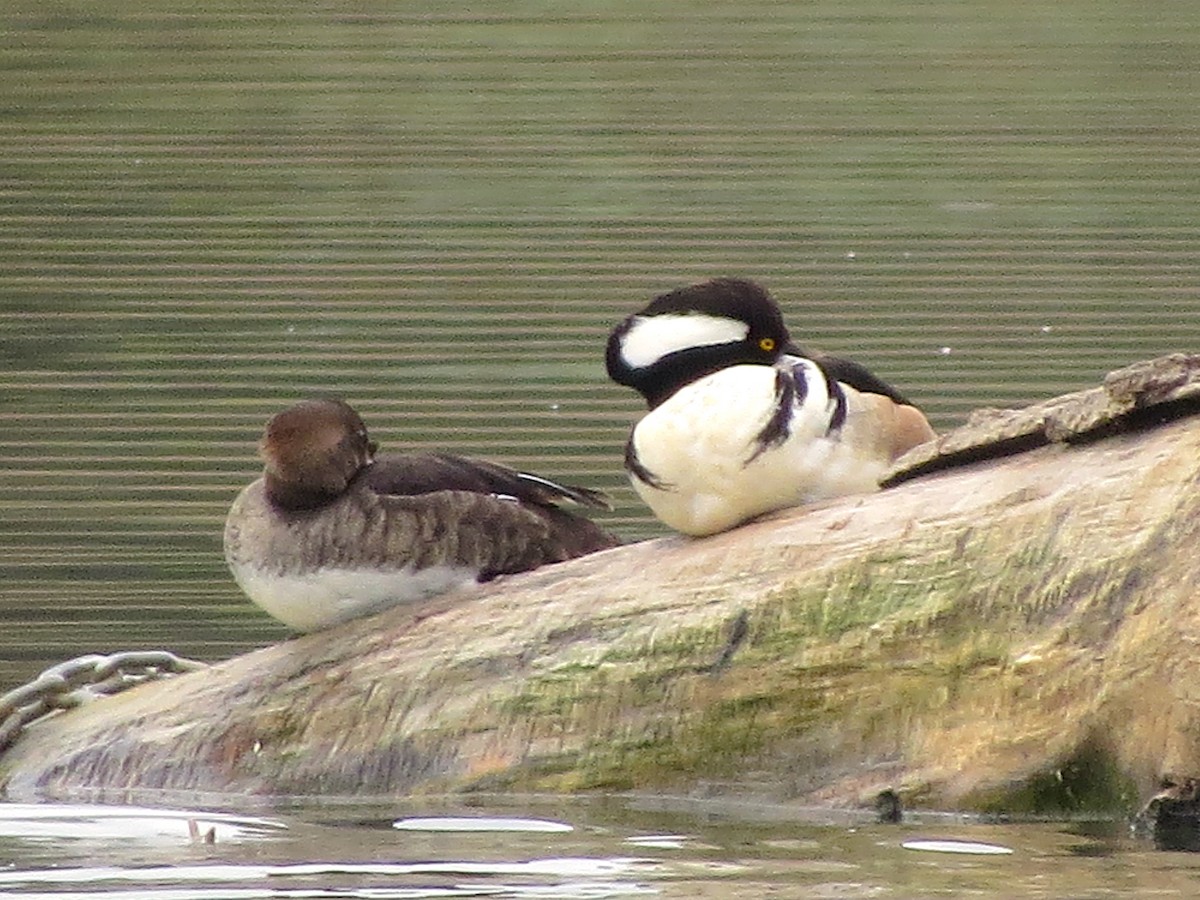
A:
629 363 885 536
229 562 478 632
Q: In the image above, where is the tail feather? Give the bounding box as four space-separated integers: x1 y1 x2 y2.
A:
516 471 613 510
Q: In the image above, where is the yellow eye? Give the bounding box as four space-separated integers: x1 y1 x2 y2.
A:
759 337 776 352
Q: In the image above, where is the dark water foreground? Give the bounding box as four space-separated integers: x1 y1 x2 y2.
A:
0 796 1197 899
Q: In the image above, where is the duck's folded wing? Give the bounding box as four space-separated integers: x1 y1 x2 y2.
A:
363 453 611 510
810 354 916 408
370 489 620 578
785 341 916 408
782 346 936 459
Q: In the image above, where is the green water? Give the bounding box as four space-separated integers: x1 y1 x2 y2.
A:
2 0 1199 691
1 797 1198 898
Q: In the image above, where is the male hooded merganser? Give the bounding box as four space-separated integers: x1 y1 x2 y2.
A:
605 277 935 536
223 398 620 631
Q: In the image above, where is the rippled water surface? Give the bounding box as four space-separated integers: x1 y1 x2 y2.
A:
2 3 1200 893
2 799 1199 898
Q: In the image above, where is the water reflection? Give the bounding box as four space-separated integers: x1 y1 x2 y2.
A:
393 816 575 833
0 802 285 843
0 804 659 898
0 799 1197 898
900 838 1013 855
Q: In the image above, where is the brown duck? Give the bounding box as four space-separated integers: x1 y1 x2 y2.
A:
224 398 620 631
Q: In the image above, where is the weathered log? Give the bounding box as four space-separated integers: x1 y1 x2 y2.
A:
4 354 1200 815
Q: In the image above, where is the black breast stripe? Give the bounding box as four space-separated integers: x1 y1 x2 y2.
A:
816 361 848 435
625 434 673 491
746 366 800 464
827 382 847 434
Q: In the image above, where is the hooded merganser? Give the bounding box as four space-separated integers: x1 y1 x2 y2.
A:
605 277 935 536
223 398 620 631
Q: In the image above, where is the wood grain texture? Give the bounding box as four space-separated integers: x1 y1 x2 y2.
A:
4 355 1200 815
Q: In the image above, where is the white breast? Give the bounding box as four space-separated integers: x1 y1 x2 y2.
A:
228 561 478 632
628 361 887 536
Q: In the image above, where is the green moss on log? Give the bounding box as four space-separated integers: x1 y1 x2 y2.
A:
458 484 1172 806
966 739 1141 816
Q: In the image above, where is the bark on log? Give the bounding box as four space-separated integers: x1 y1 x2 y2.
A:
4 354 1200 816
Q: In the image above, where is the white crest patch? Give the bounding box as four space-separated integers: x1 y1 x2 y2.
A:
620 313 749 370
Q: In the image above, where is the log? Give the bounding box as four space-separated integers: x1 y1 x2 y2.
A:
4 354 1200 815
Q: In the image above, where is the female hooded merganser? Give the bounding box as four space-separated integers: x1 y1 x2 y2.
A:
605 277 936 536
223 398 620 632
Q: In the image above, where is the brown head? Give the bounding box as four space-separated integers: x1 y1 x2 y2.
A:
259 398 377 510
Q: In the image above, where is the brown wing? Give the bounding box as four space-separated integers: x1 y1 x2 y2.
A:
361 452 611 510
844 390 938 462
367 489 620 579
785 343 935 454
